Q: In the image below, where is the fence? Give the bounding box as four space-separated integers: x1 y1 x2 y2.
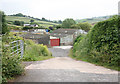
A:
10 40 24 58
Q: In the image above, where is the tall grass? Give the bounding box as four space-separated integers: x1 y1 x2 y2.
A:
23 39 52 61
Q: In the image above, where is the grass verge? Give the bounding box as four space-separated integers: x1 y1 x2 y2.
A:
69 49 120 71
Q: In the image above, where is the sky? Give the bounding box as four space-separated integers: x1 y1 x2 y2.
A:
0 0 119 20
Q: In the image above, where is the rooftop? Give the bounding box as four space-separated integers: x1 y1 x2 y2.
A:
22 33 49 39
52 29 79 34
50 29 79 37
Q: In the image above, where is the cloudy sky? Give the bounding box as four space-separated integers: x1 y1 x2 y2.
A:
0 0 119 20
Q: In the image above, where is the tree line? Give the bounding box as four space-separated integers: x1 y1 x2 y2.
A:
6 13 92 32
9 13 62 24
56 18 92 32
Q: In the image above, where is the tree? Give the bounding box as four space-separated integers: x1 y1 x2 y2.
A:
13 20 24 26
13 13 25 17
23 26 33 30
56 25 62 29
71 22 91 32
53 21 57 23
58 20 62 24
42 17 46 21
30 19 34 23
62 18 76 28
0 11 9 34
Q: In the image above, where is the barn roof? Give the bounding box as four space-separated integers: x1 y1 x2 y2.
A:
50 29 79 37
22 33 49 39
50 33 68 38
52 29 78 34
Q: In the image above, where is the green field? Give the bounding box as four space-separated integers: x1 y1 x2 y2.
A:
76 18 107 23
6 16 59 27
76 15 112 24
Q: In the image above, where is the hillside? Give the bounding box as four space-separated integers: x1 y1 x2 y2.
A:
6 16 59 27
76 15 113 24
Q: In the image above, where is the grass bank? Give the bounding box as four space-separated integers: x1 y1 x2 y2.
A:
69 49 119 71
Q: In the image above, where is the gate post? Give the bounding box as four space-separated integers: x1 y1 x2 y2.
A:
20 40 24 58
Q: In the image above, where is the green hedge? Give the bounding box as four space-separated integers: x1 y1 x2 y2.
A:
72 15 120 70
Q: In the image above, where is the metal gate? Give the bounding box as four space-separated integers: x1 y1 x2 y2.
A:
10 40 24 58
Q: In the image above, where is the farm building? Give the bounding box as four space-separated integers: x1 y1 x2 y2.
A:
50 29 87 46
24 24 39 27
28 29 49 34
22 33 50 45
50 36 60 46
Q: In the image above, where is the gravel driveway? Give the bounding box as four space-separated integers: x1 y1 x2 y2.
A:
13 46 119 82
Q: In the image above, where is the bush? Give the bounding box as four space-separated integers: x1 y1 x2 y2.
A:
56 25 62 29
72 15 120 70
23 40 52 61
2 42 24 82
23 26 33 30
2 33 25 82
13 20 24 26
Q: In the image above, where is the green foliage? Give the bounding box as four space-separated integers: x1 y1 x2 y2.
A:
88 15 119 66
42 17 46 21
2 33 24 44
2 32 52 82
13 20 24 26
23 40 52 61
62 18 76 28
23 26 33 30
11 13 26 17
2 35 24 82
71 22 92 32
73 34 85 44
58 20 62 24
30 22 39 26
0 11 10 34
30 19 34 23
72 15 120 71
55 25 62 29
2 48 24 82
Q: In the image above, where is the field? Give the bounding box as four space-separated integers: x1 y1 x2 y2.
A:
6 16 59 27
76 15 112 24
76 18 106 23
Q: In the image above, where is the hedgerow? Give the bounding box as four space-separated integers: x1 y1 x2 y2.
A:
72 15 120 70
